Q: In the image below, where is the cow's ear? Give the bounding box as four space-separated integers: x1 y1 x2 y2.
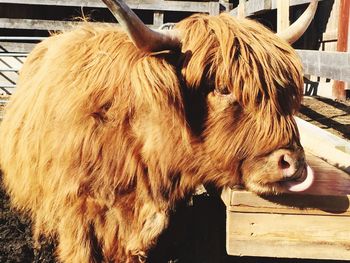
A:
207 89 236 111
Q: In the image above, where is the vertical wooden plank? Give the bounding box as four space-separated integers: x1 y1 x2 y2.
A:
237 0 246 18
333 0 349 100
336 0 350 52
153 11 164 28
208 2 220 16
332 81 346 101
277 0 290 33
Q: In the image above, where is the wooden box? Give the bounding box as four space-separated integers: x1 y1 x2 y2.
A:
222 118 350 260
222 153 350 260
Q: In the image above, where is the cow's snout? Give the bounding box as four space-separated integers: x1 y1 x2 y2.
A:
240 146 313 194
277 152 306 181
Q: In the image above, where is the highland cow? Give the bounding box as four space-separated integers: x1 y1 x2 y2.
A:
0 0 318 262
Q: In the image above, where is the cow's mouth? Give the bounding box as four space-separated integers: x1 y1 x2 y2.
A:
279 164 314 192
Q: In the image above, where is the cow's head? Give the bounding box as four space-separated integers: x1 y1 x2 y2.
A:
102 0 317 195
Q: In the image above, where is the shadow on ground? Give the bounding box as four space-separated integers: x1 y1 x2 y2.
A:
1 176 348 263
298 96 350 141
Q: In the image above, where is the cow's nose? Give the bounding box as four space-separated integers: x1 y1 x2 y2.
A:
278 153 305 180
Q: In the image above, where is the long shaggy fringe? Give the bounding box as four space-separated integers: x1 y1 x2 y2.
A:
0 13 304 262
178 13 303 113
177 13 303 160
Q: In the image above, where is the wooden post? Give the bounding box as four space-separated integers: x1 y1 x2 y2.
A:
153 11 164 28
277 0 290 33
237 0 246 18
208 2 220 16
332 0 349 101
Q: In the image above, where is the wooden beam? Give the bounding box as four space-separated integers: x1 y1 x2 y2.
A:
0 18 87 31
276 0 290 33
237 0 246 18
332 0 349 101
208 1 220 16
0 0 221 13
231 0 324 17
0 42 37 53
0 68 20 72
153 11 163 28
0 0 104 7
231 0 271 17
271 0 321 9
226 212 350 260
0 18 158 31
333 82 347 101
0 36 46 41
225 190 350 215
0 53 28 57
297 50 350 83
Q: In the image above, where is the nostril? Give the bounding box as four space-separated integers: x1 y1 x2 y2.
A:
279 154 297 178
280 155 291 169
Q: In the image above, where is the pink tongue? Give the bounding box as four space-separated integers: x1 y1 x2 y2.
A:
285 165 314 192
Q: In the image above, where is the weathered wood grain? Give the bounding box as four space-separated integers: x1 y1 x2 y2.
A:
222 151 350 213
153 11 164 27
223 148 350 260
230 0 324 17
277 0 290 33
0 18 162 31
0 18 115 31
0 42 36 53
297 50 350 83
0 0 223 13
226 212 350 260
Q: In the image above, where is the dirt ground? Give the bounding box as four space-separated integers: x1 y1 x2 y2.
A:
0 94 349 263
297 96 350 141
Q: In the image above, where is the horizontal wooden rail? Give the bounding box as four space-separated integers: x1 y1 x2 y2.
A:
0 36 46 41
0 18 120 31
0 17 175 31
0 0 226 14
0 84 16 87
230 0 324 17
0 50 347 83
297 50 350 83
0 50 348 83
0 52 28 56
0 42 36 53
0 67 20 72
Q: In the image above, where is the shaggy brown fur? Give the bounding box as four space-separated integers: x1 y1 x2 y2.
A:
0 13 304 262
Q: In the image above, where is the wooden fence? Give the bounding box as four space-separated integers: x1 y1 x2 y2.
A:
0 1 349 260
0 0 231 30
0 0 348 99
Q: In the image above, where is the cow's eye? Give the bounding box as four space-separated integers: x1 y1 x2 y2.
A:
217 87 230 95
213 88 236 104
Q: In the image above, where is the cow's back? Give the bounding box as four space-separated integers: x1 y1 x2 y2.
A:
0 24 144 233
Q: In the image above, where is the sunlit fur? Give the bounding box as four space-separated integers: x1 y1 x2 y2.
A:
0 13 304 262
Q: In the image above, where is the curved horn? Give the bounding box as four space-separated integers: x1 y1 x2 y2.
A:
102 0 181 52
277 0 318 44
